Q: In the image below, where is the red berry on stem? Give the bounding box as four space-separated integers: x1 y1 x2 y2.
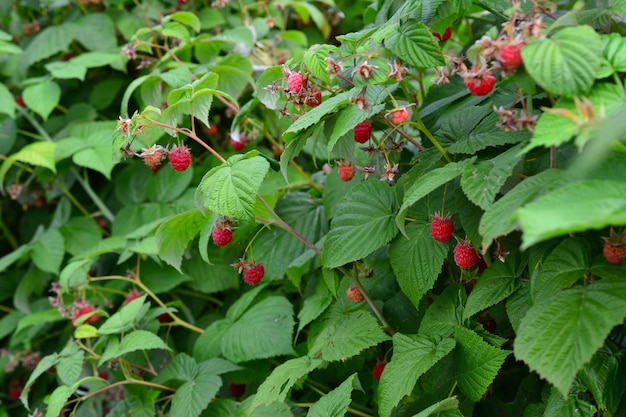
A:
9 388 20 401
499 43 525 71
205 125 219 136
346 285 363 303
454 239 479 269
354 121 372 143
306 88 322 107
430 213 454 243
229 383 246 398
603 242 626 265
72 306 100 327
390 107 410 124
373 362 387 381
230 138 246 151
338 162 355 182
15 97 25 107
464 71 496 96
243 263 264 285
212 227 233 247
287 72 304 93
169 145 192 171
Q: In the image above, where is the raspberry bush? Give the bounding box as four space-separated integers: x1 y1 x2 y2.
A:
1 0 626 417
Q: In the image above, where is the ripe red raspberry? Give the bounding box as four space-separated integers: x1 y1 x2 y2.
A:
306 88 322 107
373 361 387 381
15 97 25 107
212 227 233 247
72 306 100 327
603 242 626 265
168 145 192 171
390 107 409 124
243 263 265 285
8 388 20 401
287 72 304 93
338 162 355 182
464 71 496 96
354 121 372 143
346 285 363 303
430 213 454 242
454 239 479 269
433 27 452 42
498 43 525 71
157 313 170 323
124 289 142 304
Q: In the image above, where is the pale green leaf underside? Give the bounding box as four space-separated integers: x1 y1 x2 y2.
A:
518 180 626 249
254 356 324 407
307 373 359 417
155 210 206 271
463 260 520 320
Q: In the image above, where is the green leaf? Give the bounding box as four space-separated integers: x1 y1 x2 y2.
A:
464 260 521 319
527 83 626 151
297 286 332 334
454 327 511 401
397 160 470 234
75 13 117 51
147 164 194 203
386 21 445 68
304 44 339 84
99 330 171 366
31 228 65 274
0 83 16 118
155 210 206 272
0 141 57 190
543 387 597 417
0 245 29 273
327 103 385 152
310 310 390 362
521 26 602 97
15 308 63 334
598 33 626 77
460 144 524 210
195 153 270 221
378 334 456 417
531 237 590 304
57 343 84 386
23 80 61 120
307 373 360 417
98 294 148 335
255 66 284 110
254 356 324 406
518 180 626 249
389 221 449 309
578 345 623 414
21 353 59 409
321 181 398 268
514 278 626 396
170 366 221 417
479 169 569 253
252 193 327 281
45 61 87 80
165 11 201 32
193 319 230 361
282 91 353 142
411 398 463 417
221 296 295 363
418 285 466 338
47 385 74 417
22 22 77 66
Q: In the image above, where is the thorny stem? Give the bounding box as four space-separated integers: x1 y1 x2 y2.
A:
64 379 176 407
289 161 324 194
411 117 452 163
339 266 395 336
73 169 115 223
384 119 426 152
89 275 204 334
550 145 556 168
0 209 18 250
143 117 227 163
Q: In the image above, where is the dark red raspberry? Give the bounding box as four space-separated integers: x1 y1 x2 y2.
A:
454 239 479 269
373 361 387 381
229 383 246 398
72 306 100 327
464 71 496 96
430 213 454 242
212 227 233 247
243 263 264 285
168 145 192 171
354 121 372 143
305 88 322 107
